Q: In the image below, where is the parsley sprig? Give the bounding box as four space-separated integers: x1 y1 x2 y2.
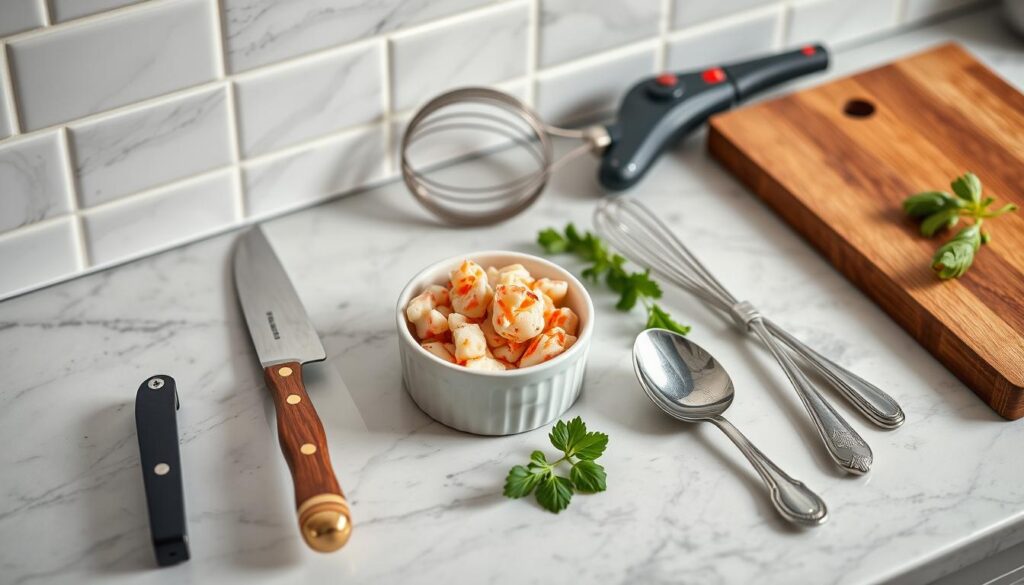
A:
503 417 608 513
538 224 690 335
904 172 1017 279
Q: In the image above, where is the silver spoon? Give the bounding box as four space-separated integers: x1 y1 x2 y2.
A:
633 329 829 527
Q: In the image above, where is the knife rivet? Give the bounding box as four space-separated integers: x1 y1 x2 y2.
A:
286 394 302 405
154 463 171 476
147 377 164 390
278 366 293 377
300 443 317 455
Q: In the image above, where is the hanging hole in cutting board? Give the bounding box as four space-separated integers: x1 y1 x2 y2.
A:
844 99 876 118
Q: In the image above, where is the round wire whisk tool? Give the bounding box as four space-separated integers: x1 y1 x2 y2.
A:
400 87 609 226
401 45 832 225
595 197 907 474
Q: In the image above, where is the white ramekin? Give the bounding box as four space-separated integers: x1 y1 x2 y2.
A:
396 251 594 435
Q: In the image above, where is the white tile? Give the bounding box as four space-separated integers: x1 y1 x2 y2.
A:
0 131 72 234
222 0 496 73
390 3 529 112
788 0 896 47
69 85 232 207
672 0 777 28
535 45 657 124
235 43 382 158
0 48 14 140
82 170 237 266
538 0 661 67
8 0 220 131
904 0 980 22
50 0 146 23
0 0 46 37
243 126 385 217
0 217 79 298
666 8 782 70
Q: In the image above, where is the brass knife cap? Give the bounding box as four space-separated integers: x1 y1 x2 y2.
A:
297 494 352 552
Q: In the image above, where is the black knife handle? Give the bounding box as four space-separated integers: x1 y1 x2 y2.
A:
134 375 190 567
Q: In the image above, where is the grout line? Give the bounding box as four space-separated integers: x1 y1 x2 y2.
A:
0 43 21 136
0 0 182 45
664 2 791 44
778 0 792 48
656 0 672 71
379 38 395 174
525 0 539 106
388 0 521 40
56 127 89 268
209 0 228 80
39 0 52 26
535 37 661 80
82 165 237 215
238 120 382 168
895 0 910 24
224 81 246 220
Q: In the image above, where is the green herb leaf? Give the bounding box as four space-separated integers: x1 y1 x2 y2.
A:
535 475 574 513
570 460 608 493
646 304 692 335
932 224 981 279
503 465 544 498
537 228 568 253
920 208 960 237
951 172 982 204
903 191 959 217
570 431 609 461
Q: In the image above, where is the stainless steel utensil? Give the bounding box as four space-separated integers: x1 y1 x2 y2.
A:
400 47 830 225
233 227 352 552
597 197 904 474
633 328 828 526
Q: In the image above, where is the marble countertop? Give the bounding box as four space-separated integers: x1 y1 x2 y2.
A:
3 7 1023 585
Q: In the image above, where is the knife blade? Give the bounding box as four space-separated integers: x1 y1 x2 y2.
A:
232 227 351 553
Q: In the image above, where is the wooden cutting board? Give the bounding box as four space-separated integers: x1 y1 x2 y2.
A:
708 43 1024 420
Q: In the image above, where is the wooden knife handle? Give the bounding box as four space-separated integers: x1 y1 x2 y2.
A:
264 362 351 552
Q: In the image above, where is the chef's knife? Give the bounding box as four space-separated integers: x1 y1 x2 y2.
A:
233 227 351 553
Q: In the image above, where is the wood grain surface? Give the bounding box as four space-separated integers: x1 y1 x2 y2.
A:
708 43 1024 419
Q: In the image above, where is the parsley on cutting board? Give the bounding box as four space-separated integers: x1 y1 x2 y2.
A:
903 172 1017 279
538 224 690 335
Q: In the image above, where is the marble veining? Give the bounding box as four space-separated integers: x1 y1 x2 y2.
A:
70 86 233 207
0 131 72 234
1 8 1023 585
222 0 496 73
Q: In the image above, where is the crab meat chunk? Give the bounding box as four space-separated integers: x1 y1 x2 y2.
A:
546 307 579 336
493 341 526 363
413 309 449 340
451 323 487 362
450 260 492 319
423 284 450 307
448 312 474 330
518 327 577 368
532 278 568 304
421 341 455 363
496 264 533 287
479 316 506 348
491 284 546 343
406 290 436 323
465 355 508 371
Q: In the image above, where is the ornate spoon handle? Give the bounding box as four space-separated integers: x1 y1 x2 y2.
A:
709 415 828 526
746 316 874 474
763 318 905 429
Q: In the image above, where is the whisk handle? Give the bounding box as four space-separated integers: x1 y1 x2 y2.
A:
724 44 829 100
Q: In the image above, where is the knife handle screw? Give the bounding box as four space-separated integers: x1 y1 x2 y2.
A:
300 443 317 455
147 377 165 390
286 394 302 405
278 366 293 377
154 463 171 476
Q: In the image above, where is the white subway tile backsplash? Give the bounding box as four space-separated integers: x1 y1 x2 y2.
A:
666 8 782 70
672 0 777 29
221 0 496 73
50 0 146 23
538 0 661 67
82 170 237 266
535 45 657 124
0 131 72 234
0 217 79 298
904 0 981 21
788 0 896 46
243 126 385 217
69 85 233 207
390 3 529 112
235 43 382 158
7 0 220 131
0 0 46 38
0 0 984 299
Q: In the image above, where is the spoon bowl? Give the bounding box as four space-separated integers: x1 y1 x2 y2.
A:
633 329 829 527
